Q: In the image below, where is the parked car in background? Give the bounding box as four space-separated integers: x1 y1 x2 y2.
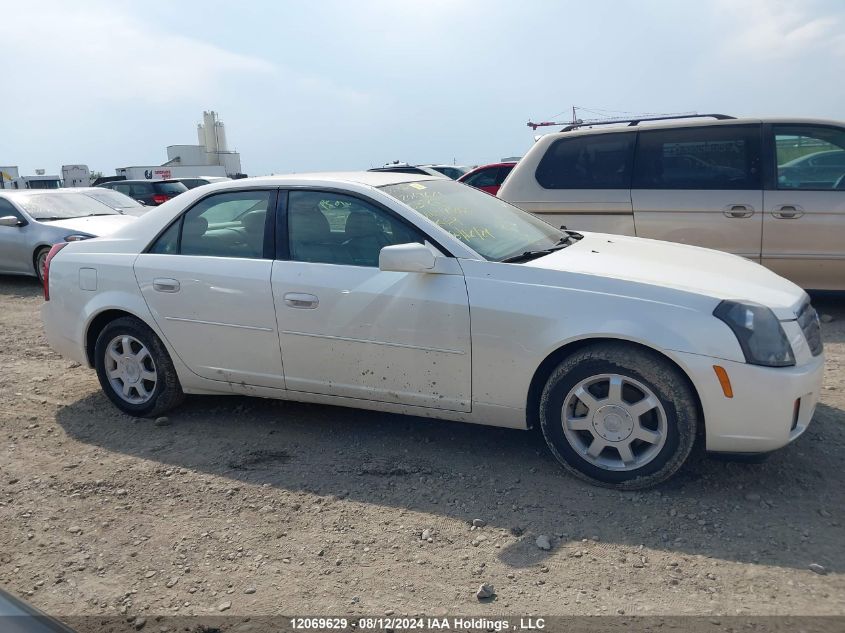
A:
42 173 822 489
368 163 448 178
459 161 517 195
778 149 845 188
498 114 845 290
170 176 232 190
0 190 136 281
75 187 147 216
97 179 188 206
421 164 470 179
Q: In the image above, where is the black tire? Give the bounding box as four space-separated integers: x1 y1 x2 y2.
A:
539 342 699 490
34 246 50 283
94 316 185 417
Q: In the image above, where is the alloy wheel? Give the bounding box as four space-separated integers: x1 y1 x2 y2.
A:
105 335 158 404
561 373 667 471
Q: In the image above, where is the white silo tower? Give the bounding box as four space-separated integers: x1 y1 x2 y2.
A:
215 121 228 152
202 110 218 153
197 123 205 146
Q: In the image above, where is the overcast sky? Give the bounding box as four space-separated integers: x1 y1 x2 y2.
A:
2 0 844 176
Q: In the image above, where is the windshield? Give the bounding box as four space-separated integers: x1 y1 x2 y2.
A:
380 179 564 261
18 193 119 220
83 189 143 209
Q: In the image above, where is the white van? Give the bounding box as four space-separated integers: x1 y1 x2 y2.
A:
498 115 845 290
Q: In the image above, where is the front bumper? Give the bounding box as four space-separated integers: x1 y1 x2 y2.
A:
673 350 824 453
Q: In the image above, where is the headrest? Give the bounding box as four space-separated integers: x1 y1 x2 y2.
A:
290 206 330 242
241 211 265 233
344 210 381 238
182 216 208 239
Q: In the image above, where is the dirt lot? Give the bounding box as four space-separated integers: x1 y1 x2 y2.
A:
1 275 844 620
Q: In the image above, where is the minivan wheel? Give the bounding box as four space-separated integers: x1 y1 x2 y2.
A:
94 316 184 417
34 247 50 283
540 342 698 489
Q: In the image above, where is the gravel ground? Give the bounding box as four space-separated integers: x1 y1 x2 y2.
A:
0 275 844 620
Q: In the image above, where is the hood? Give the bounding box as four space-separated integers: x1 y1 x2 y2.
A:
525 232 807 320
41 214 137 236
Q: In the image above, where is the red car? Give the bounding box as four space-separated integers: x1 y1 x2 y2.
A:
458 161 517 195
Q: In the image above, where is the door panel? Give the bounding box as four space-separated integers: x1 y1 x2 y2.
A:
135 255 283 388
761 191 845 288
271 260 471 411
762 124 845 289
0 200 30 273
133 188 283 387
631 124 764 259
632 190 763 258
272 189 471 411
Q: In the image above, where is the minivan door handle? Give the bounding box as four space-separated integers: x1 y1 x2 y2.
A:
284 292 319 309
153 278 180 293
771 205 805 219
723 204 754 218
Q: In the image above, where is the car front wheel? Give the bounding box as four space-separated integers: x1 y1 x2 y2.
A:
94 316 184 417
540 342 699 489
34 247 50 283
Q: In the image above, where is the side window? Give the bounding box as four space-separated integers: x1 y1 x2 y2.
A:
148 221 180 254
287 191 425 267
149 190 273 258
633 125 761 190
774 125 845 190
536 133 634 189
495 165 514 185
466 168 499 188
113 184 131 196
0 199 24 223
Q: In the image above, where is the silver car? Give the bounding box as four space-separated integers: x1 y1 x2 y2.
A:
0 190 137 282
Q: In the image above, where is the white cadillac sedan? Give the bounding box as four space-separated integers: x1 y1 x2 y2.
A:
41 172 824 488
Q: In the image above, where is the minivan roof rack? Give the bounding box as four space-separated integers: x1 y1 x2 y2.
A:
527 113 736 132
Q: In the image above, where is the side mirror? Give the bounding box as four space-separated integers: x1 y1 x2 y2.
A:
379 243 437 273
0 215 22 227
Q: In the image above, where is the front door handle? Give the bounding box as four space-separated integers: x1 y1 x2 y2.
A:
153 278 180 293
771 205 805 219
723 204 754 218
284 292 319 309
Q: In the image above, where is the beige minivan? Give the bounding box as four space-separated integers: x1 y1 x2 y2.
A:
498 115 845 290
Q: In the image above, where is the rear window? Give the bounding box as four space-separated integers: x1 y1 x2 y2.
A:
535 133 635 189
154 181 188 195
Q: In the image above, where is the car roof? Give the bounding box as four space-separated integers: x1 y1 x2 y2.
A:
540 116 845 139
217 171 437 189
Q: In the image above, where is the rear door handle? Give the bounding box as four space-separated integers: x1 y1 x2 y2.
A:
284 292 319 309
771 205 805 219
153 278 180 293
723 204 754 218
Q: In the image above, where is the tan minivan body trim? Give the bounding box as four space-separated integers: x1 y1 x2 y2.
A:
499 117 845 290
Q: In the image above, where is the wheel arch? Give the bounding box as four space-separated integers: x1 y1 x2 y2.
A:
85 308 148 367
525 337 705 441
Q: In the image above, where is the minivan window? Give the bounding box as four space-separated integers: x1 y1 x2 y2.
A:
633 125 761 190
535 133 635 189
774 125 845 190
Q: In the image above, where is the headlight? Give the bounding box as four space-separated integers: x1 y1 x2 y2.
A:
713 300 795 367
64 234 93 242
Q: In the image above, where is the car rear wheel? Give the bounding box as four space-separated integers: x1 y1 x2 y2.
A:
540 342 699 489
34 247 50 283
94 316 184 417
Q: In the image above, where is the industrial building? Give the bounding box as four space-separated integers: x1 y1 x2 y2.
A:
115 110 244 181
